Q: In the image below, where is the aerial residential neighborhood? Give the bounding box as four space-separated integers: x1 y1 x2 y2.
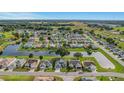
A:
0 13 124 81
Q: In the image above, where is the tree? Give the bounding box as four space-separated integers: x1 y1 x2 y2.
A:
29 53 34 58
12 32 20 39
73 29 84 34
55 48 70 58
63 43 70 48
39 55 43 60
87 49 92 55
89 30 95 36
106 38 115 44
39 37 43 41
48 37 51 40
0 46 3 55
67 60 71 71
0 46 3 52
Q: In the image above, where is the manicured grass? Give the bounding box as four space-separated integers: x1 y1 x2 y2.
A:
44 68 54 72
67 48 85 52
54 76 63 81
14 67 30 72
60 68 68 72
113 27 124 31
97 76 124 81
110 77 124 81
96 76 110 81
18 46 51 51
74 76 124 81
0 32 14 39
118 42 124 50
95 29 124 39
19 45 85 52
98 48 124 73
0 75 34 81
73 76 82 81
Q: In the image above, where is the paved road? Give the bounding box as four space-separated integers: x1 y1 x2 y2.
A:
85 34 124 66
99 45 124 66
0 71 124 78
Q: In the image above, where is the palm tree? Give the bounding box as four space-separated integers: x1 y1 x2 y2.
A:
39 55 43 60
29 53 34 58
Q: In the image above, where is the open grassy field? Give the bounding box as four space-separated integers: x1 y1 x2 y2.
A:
0 32 14 38
118 42 124 50
74 76 124 81
95 30 124 39
67 48 85 52
54 76 63 81
0 75 34 81
97 76 124 81
14 67 30 72
113 27 124 31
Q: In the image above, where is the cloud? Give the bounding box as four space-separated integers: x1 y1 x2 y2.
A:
0 12 42 19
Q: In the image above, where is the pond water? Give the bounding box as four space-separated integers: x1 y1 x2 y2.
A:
1 44 58 56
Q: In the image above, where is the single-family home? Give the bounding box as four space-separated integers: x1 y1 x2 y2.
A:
55 59 66 70
25 59 39 69
40 60 52 70
0 58 16 70
69 60 82 70
83 61 96 72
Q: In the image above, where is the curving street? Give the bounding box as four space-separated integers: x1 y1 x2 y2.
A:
85 34 124 66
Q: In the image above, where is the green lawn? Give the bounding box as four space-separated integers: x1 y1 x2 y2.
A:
118 42 124 50
19 45 85 52
44 68 54 72
67 48 85 52
60 68 68 72
74 76 124 81
54 76 63 81
18 46 51 51
14 67 30 72
97 76 124 81
97 76 110 81
73 76 82 81
113 27 124 31
0 75 34 81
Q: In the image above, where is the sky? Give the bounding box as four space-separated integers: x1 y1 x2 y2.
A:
0 12 124 20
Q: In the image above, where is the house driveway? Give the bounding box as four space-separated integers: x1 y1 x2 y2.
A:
55 69 60 72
